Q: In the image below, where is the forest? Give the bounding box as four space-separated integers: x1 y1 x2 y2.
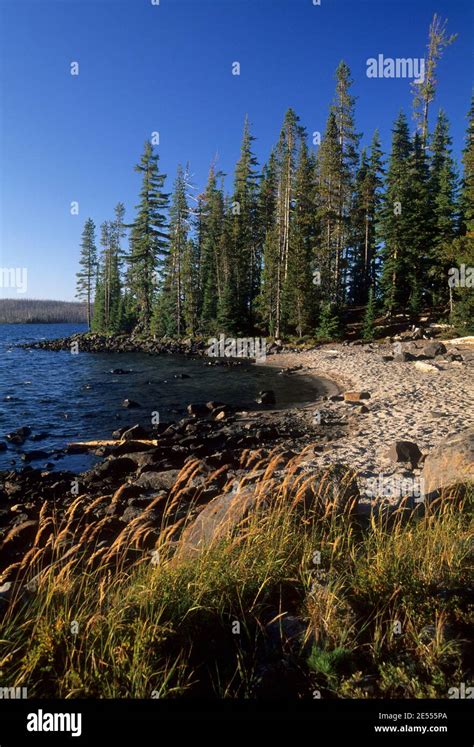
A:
0 299 87 324
75 18 474 341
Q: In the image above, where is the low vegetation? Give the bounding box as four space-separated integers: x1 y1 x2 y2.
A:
0 460 471 699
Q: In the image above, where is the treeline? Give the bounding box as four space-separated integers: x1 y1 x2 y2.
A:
0 299 87 324
76 18 474 340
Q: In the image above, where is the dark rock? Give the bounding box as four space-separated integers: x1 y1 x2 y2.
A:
386 441 423 470
122 399 141 409
110 368 132 375
20 450 49 462
422 341 447 359
132 470 180 492
394 351 416 362
256 390 276 405
0 442 7 452
187 403 209 418
120 424 149 441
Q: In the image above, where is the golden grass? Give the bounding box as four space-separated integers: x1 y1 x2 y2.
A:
0 452 472 698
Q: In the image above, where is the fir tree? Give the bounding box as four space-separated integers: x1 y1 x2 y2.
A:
316 301 341 341
362 287 377 341
76 218 97 331
199 164 225 332
127 141 169 333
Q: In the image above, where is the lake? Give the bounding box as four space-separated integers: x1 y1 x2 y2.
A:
0 324 326 472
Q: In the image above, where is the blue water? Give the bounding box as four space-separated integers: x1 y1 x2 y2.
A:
0 324 324 472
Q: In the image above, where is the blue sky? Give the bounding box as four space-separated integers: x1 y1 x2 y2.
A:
0 0 472 300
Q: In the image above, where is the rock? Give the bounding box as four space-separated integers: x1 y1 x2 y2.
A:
256 390 276 405
120 424 149 441
265 614 309 654
386 441 423 470
211 405 233 421
343 391 371 402
414 361 440 374
206 401 225 411
122 399 141 408
421 429 474 500
394 351 416 362
132 470 180 492
187 403 208 418
5 427 32 445
20 450 49 462
174 373 191 379
85 457 137 482
110 368 132 375
0 442 7 452
422 341 447 359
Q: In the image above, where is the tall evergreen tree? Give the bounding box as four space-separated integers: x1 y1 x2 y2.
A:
350 130 384 304
379 112 413 312
411 14 457 148
427 110 458 305
230 116 260 329
283 139 316 336
199 164 225 332
127 141 169 333
152 164 190 336
331 61 361 302
76 218 97 331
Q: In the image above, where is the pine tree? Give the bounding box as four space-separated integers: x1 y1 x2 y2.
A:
362 287 377 341
127 141 169 333
379 112 413 312
274 108 303 337
427 111 458 306
153 164 190 336
316 301 341 341
331 61 361 302
411 14 457 148
257 151 279 335
283 139 316 337
76 218 97 330
350 131 384 304
231 116 260 328
460 95 474 235
315 111 343 303
199 164 225 332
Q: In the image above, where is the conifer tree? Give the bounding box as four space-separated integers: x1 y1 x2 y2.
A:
350 131 384 304
231 116 260 328
257 151 279 334
362 287 377 341
283 139 316 336
76 218 97 330
379 112 413 312
128 141 169 333
153 164 190 336
411 14 457 148
199 164 225 332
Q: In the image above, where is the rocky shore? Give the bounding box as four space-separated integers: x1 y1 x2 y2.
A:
2 335 473 583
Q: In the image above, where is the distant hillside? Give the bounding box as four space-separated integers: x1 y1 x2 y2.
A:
0 299 88 324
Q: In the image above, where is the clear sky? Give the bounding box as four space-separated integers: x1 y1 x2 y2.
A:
0 0 472 301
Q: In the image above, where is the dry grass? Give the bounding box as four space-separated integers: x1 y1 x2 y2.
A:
0 453 472 698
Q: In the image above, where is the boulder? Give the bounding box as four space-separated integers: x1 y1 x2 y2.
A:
421 429 474 499
132 470 180 492
414 361 440 374
343 391 371 402
422 341 447 359
187 403 209 418
120 424 149 441
394 351 416 362
122 399 141 408
386 440 423 470
256 390 276 405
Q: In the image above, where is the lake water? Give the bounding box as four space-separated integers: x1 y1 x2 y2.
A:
0 324 326 472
